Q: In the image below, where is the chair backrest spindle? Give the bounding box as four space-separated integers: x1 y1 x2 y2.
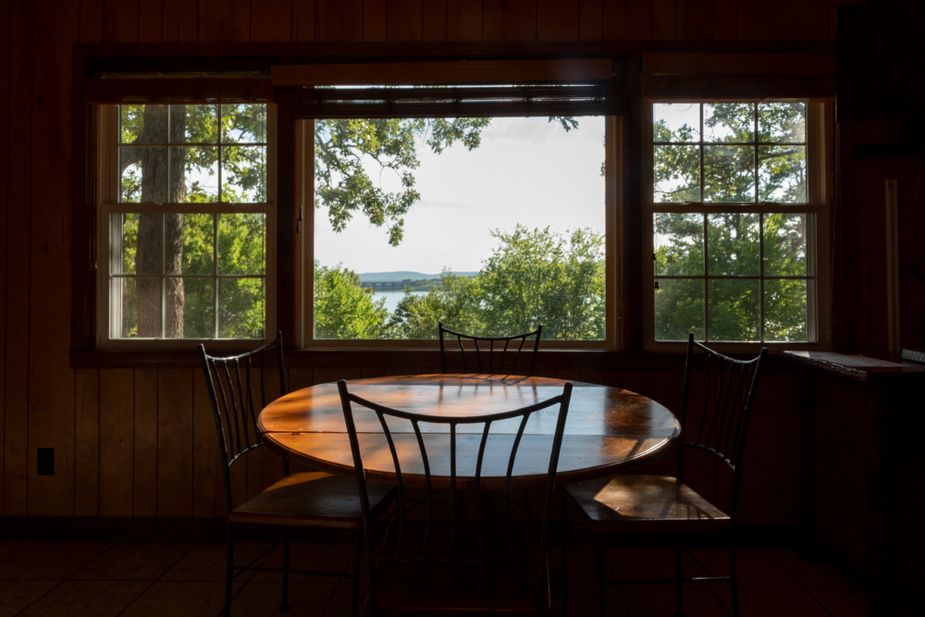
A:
438 322 542 376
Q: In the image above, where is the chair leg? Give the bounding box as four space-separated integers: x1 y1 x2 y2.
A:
559 502 569 616
280 534 290 612
224 525 235 617
674 543 684 617
594 540 606 617
351 534 361 617
729 544 741 617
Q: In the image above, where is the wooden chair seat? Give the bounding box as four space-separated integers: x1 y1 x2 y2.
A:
230 471 394 529
564 474 730 534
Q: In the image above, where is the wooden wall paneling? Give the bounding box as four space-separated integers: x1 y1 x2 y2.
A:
288 368 314 390
251 0 293 43
736 0 772 41
482 0 537 42
537 0 578 41
711 0 737 41
676 0 711 41
3 0 32 516
156 369 194 517
422 0 446 41
387 0 422 42
99 369 134 516
578 0 603 41
445 0 483 41
292 0 317 42
316 0 363 41
79 0 104 43
772 0 828 41
192 370 223 517
245 368 285 502
137 0 164 42
0 0 10 513
27 0 78 516
102 0 139 43
162 0 199 43
364 0 388 41
198 0 251 43
313 367 364 385
603 0 652 41
74 369 100 516
650 0 676 40
740 370 783 525
133 369 158 516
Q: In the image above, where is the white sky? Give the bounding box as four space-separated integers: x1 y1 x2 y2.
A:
313 116 605 274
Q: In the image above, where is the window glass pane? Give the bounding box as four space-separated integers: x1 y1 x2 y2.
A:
169 146 219 202
222 104 267 143
313 116 606 341
653 103 700 143
218 213 265 275
764 278 808 341
654 278 704 341
708 279 760 342
109 277 144 338
703 145 755 203
165 277 215 339
654 213 704 276
758 145 806 203
704 103 753 143
120 105 165 144
654 145 700 203
219 278 265 339
115 213 163 275
758 102 806 142
707 213 760 276
763 213 807 276
161 213 214 276
119 147 166 203
169 105 218 144
221 145 267 203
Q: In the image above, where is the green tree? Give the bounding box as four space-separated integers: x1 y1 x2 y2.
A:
314 262 389 339
314 118 491 246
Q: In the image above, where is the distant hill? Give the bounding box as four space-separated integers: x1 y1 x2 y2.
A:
358 271 478 284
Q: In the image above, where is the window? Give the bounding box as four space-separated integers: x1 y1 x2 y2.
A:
301 113 617 347
98 103 274 344
647 100 826 344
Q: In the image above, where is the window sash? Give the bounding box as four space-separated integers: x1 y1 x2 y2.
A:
644 100 829 348
295 115 622 350
96 104 278 348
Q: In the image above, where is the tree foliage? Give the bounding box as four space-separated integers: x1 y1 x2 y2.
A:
313 226 605 341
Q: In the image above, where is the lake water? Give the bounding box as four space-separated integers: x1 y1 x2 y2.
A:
373 290 427 313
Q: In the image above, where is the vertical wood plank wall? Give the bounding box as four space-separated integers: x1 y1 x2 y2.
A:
1 0 848 521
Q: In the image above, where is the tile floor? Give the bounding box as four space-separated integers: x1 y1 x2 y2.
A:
0 536 868 616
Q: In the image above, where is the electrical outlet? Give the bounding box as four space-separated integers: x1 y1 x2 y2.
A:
37 448 54 476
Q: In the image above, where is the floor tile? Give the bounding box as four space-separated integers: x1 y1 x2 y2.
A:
0 580 59 617
0 543 110 580
119 581 229 617
71 542 190 581
15 580 150 617
811 588 869 617
232 580 336 617
739 588 829 617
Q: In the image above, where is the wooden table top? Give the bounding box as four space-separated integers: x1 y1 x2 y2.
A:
259 374 680 486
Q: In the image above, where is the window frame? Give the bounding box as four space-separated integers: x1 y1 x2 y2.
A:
94 102 278 349
293 114 623 351
642 98 831 351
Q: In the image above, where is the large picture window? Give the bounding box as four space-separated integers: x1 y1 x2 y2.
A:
648 100 825 344
304 114 615 345
99 103 273 343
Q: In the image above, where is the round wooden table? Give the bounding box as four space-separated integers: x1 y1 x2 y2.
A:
258 374 680 487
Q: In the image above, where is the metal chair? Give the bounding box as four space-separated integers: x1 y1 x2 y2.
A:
438 321 542 376
562 333 767 617
338 378 572 615
199 332 392 616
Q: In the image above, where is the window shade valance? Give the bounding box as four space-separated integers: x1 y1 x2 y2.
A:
272 58 624 118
